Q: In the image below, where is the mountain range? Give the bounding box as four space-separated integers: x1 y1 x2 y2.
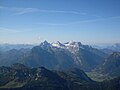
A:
0 41 108 71
0 41 120 89
0 44 34 52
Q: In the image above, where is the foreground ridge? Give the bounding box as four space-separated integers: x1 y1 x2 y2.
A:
0 63 120 90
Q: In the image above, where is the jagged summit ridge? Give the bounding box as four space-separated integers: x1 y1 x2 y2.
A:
40 40 82 49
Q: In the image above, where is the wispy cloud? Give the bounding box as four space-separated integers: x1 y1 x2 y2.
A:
37 10 86 15
0 27 22 33
37 16 120 26
0 6 86 15
70 16 120 24
13 8 39 15
0 6 39 15
37 22 68 26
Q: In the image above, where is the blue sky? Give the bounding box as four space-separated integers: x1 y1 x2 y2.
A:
0 0 120 44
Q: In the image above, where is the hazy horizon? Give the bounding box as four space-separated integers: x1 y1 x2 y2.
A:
0 0 120 44
0 40 119 47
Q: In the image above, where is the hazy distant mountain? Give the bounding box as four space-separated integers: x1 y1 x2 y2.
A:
106 43 120 51
0 41 107 71
95 52 120 78
0 44 34 52
94 43 120 55
0 48 31 66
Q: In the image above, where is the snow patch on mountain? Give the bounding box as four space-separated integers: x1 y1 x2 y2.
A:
51 41 65 48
